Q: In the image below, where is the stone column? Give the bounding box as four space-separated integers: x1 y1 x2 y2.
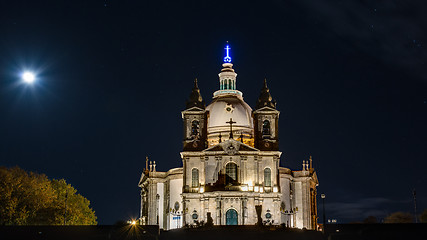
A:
242 197 248 225
216 197 221 225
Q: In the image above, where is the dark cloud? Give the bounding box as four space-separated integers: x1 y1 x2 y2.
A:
290 0 427 80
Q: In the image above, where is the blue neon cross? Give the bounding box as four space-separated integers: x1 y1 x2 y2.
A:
224 45 232 63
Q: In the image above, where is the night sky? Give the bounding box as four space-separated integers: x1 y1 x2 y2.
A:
1 1 426 224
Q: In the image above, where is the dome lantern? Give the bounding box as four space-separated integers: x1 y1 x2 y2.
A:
213 43 243 98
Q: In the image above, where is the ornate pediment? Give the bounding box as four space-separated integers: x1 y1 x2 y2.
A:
138 171 147 187
203 139 259 155
182 106 205 112
222 140 240 155
253 106 279 113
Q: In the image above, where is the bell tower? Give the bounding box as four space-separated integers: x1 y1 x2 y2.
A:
253 79 279 150
182 78 208 151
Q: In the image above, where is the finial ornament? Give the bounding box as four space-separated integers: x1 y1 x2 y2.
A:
309 156 313 170
145 156 149 174
224 44 232 63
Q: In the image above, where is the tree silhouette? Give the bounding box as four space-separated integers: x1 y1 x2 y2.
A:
363 216 378 223
384 212 413 223
420 209 427 223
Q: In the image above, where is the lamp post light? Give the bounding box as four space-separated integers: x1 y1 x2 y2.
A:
321 194 326 228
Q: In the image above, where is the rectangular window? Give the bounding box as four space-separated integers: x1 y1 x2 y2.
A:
264 168 271 187
192 168 199 187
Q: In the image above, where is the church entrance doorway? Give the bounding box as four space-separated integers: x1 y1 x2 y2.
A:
226 209 238 225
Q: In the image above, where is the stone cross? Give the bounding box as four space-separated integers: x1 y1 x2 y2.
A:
226 118 236 139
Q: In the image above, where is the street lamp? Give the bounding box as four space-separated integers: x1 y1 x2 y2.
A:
321 194 326 227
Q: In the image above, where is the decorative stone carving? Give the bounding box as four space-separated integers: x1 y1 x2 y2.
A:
222 141 240 155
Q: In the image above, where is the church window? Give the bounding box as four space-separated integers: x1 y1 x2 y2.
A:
262 120 271 136
264 168 271 187
228 79 232 89
192 168 199 187
225 162 238 185
191 120 199 136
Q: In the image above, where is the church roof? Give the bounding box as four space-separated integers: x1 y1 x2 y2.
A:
185 78 205 110
255 79 276 110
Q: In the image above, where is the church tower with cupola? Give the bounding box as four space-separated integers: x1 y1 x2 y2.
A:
182 78 208 151
138 44 319 230
253 79 280 151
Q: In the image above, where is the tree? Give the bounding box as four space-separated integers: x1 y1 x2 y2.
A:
0 166 97 225
50 179 97 225
384 212 413 223
363 216 378 224
420 209 427 223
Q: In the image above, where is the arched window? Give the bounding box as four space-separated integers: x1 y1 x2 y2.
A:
191 120 199 136
192 168 199 187
225 162 238 185
228 79 232 89
262 120 270 136
264 168 271 187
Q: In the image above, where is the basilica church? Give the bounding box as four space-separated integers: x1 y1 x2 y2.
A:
138 45 319 230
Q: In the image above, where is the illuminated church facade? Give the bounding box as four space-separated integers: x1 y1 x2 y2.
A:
138 45 318 230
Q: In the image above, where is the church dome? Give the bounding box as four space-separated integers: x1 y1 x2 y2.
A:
206 94 254 147
206 95 253 130
205 44 254 147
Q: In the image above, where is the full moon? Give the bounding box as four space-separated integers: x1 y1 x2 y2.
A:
22 72 35 84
